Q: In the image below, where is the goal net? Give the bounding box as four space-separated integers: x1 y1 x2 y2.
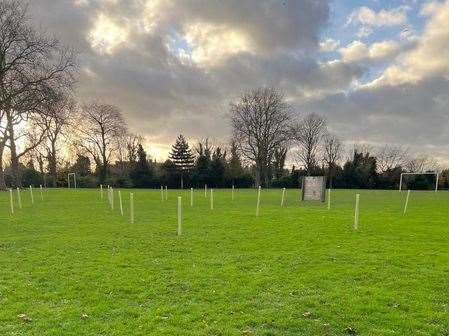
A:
67 173 77 189
399 172 438 191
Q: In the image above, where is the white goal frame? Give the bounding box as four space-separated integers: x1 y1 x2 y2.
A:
68 173 77 189
399 171 439 192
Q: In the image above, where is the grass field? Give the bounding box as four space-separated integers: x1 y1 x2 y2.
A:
0 188 448 335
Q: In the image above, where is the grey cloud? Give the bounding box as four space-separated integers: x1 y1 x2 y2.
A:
29 0 94 50
300 77 449 162
25 0 449 165
151 0 329 53
27 0 335 145
210 53 364 98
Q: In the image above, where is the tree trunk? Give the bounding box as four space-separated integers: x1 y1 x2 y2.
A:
6 111 21 187
99 149 108 183
48 155 57 187
99 128 108 184
0 143 6 190
259 157 269 188
102 163 108 183
263 162 270 188
255 163 261 188
36 156 45 187
48 141 58 187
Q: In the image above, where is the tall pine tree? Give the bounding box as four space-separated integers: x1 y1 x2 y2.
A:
210 147 226 187
194 139 213 188
130 144 153 187
227 141 244 185
169 135 194 188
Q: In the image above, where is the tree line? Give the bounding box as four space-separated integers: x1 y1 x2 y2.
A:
1 1 447 191
229 87 447 190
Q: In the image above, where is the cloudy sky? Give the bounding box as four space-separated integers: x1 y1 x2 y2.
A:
29 0 449 165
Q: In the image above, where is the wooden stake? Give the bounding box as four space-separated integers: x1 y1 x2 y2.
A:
204 184 207 198
190 188 194 207
354 194 360 230
210 189 214 210
256 186 261 217
40 185 43 201
327 188 331 210
165 186 168 201
17 188 22 209
403 189 410 215
118 190 123 216
100 184 103 199
130 193 134 224
281 188 286 207
161 186 164 201
110 188 114 210
232 185 235 201
9 189 14 215
177 196 182 236
29 185 34 205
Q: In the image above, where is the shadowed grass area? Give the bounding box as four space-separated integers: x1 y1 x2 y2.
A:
0 188 448 335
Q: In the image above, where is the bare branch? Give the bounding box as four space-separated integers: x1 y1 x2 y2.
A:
292 113 327 175
230 87 292 186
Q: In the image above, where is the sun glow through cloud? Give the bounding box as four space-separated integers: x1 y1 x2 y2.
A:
88 13 128 54
183 23 252 66
24 0 449 167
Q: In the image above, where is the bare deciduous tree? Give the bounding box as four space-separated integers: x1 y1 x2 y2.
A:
273 146 288 179
405 155 439 173
126 133 143 163
0 110 8 189
24 144 47 186
195 138 214 157
28 93 75 187
293 113 327 175
74 102 126 183
323 132 343 187
115 132 143 177
230 87 292 187
353 143 373 157
0 0 77 187
376 145 409 173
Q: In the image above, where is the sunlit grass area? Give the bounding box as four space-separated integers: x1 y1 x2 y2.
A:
0 188 448 335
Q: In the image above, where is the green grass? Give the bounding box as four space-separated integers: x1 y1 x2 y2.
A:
0 188 448 335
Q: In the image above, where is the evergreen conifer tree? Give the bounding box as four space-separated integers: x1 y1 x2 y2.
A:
210 147 226 187
169 135 194 188
227 141 244 185
194 140 212 187
130 144 153 187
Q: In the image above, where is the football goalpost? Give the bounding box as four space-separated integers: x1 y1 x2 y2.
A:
68 173 77 189
399 171 439 192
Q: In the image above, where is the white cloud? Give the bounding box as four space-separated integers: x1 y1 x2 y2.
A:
340 41 369 62
26 0 449 165
369 40 402 59
356 26 373 38
339 39 412 63
183 23 253 66
348 6 409 27
88 13 129 54
419 1 442 16
319 38 340 52
367 0 449 86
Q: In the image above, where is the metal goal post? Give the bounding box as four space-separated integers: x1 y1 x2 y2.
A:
68 173 77 189
399 171 439 192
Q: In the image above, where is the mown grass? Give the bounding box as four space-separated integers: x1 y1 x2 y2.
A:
0 188 448 335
